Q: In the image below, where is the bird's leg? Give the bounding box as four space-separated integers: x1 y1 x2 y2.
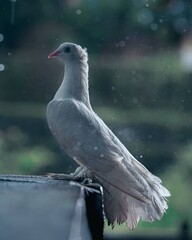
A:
46 166 100 194
46 165 89 181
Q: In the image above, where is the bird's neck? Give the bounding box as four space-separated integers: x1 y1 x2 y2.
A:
53 60 92 109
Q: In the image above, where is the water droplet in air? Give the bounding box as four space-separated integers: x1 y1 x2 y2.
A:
159 18 163 24
77 142 82 146
137 8 154 25
76 9 82 15
151 23 158 31
0 34 4 42
0 64 5 71
10 0 17 25
119 41 125 47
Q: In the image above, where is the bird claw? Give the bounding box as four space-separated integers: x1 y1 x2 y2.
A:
45 173 93 189
45 166 93 182
69 179 100 194
81 178 92 184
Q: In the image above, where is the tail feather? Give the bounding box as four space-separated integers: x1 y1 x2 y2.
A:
98 169 170 230
78 157 170 230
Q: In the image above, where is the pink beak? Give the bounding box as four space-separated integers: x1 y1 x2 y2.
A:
48 50 62 59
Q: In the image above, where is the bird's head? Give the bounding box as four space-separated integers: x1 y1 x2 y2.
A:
48 42 88 62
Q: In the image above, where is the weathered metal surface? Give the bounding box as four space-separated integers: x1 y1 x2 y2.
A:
0 175 104 240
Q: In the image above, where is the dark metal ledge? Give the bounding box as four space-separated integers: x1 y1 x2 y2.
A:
0 174 104 240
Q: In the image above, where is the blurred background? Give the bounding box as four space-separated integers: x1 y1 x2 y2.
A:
0 0 192 238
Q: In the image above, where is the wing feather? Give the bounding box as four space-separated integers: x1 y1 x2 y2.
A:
47 99 150 202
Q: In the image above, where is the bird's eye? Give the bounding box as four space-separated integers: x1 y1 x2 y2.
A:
63 46 71 53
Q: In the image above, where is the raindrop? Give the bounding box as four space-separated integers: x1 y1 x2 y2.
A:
139 155 143 159
100 154 104 158
10 0 17 25
150 23 158 31
137 8 154 25
0 34 4 42
73 146 79 151
0 64 5 71
94 146 98 151
133 98 138 104
159 18 163 24
76 9 82 15
119 40 125 47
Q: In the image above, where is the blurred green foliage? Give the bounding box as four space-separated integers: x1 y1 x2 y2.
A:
0 0 192 235
0 126 56 174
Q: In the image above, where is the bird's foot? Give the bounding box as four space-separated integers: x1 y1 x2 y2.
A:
45 168 100 194
46 173 94 189
45 174 92 184
69 178 100 194
45 165 88 181
81 178 92 184
45 166 96 186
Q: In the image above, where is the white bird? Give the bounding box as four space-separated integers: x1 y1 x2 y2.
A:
47 42 170 230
